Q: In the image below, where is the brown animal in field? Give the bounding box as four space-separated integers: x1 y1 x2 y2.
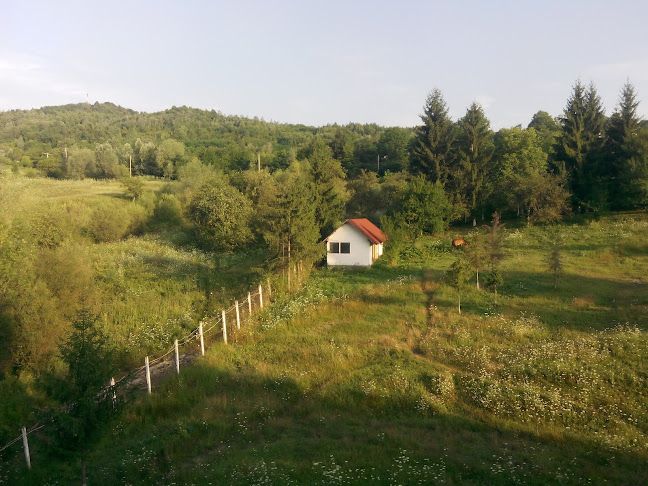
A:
452 237 468 249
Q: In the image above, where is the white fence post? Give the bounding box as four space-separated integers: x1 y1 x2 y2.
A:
199 321 205 356
222 310 228 344
248 292 252 315
235 300 241 329
259 284 263 309
110 377 116 406
21 426 31 470
145 356 152 394
175 339 180 375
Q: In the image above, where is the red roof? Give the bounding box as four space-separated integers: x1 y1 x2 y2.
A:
345 218 388 245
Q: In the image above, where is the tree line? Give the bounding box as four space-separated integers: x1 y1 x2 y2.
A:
1 79 645 218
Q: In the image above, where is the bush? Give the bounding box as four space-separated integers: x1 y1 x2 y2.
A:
121 177 144 201
88 204 131 242
28 209 73 248
154 193 184 225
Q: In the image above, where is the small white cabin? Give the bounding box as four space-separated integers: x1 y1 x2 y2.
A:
324 219 388 267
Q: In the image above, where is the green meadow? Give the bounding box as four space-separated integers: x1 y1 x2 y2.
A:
3 197 646 484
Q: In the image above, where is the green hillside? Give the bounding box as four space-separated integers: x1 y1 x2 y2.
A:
4 212 646 485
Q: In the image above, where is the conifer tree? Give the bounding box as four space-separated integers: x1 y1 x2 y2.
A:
583 83 607 205
545 235 564 289
485 268 503 304
556 80 586 198
304 138 347 238
411 89 455 185
604 81 647 208
46 308 117 485
455 102 494 220
263 166 323 287
556 80 606 210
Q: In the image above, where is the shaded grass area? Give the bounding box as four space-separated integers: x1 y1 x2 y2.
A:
91 235 267 366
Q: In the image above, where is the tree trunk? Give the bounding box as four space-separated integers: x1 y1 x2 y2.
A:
476 270 480 290
287 237 292 292
458 291 462 314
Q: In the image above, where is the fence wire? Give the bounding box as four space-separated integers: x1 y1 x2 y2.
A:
0 282 270 459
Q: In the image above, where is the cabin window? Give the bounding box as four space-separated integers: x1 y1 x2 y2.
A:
341 242 351 254
329 242 340 253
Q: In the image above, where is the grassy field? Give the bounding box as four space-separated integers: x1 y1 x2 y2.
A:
0 173 269 450
0 174 267 361
3 210 646 484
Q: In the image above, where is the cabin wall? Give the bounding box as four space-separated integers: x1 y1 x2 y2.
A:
327 224 373 267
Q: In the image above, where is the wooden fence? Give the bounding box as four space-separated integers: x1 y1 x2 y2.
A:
0 282 271 471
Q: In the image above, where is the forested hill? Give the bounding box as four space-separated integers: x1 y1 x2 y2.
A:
1 80 647 215
0 102 400 175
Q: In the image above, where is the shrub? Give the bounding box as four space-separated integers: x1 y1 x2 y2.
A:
154 193 184 225
28 209 73 248
88 204 131 242
121 177 144 201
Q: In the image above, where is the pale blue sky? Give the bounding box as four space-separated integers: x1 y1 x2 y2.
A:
1 0 647 129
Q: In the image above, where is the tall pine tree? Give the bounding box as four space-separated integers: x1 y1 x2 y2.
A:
556 80 606 210
604 81 646 209
454 102 494 220
262 165 323 284
304 138 347 238
411 89 455 185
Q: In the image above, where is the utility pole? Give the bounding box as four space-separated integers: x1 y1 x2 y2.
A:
129 155 132 177
377 154 386 175
42 152 51 158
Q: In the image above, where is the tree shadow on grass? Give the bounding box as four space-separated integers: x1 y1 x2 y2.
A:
22 362 644 486
434 269 647 333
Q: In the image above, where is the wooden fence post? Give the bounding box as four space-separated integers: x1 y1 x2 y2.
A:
235 300 241 329
199 321 205 356
248 292 252 315
145 356 152 394
259 284 263 309
222 310 228 344
175 339 180 375
21 426 31 470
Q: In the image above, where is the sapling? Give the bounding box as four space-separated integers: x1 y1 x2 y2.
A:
445 256 471 314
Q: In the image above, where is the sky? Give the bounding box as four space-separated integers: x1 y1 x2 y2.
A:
1 0 647 130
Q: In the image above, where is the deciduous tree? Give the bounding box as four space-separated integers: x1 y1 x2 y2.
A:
445 256 471 314
188 180 253 251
